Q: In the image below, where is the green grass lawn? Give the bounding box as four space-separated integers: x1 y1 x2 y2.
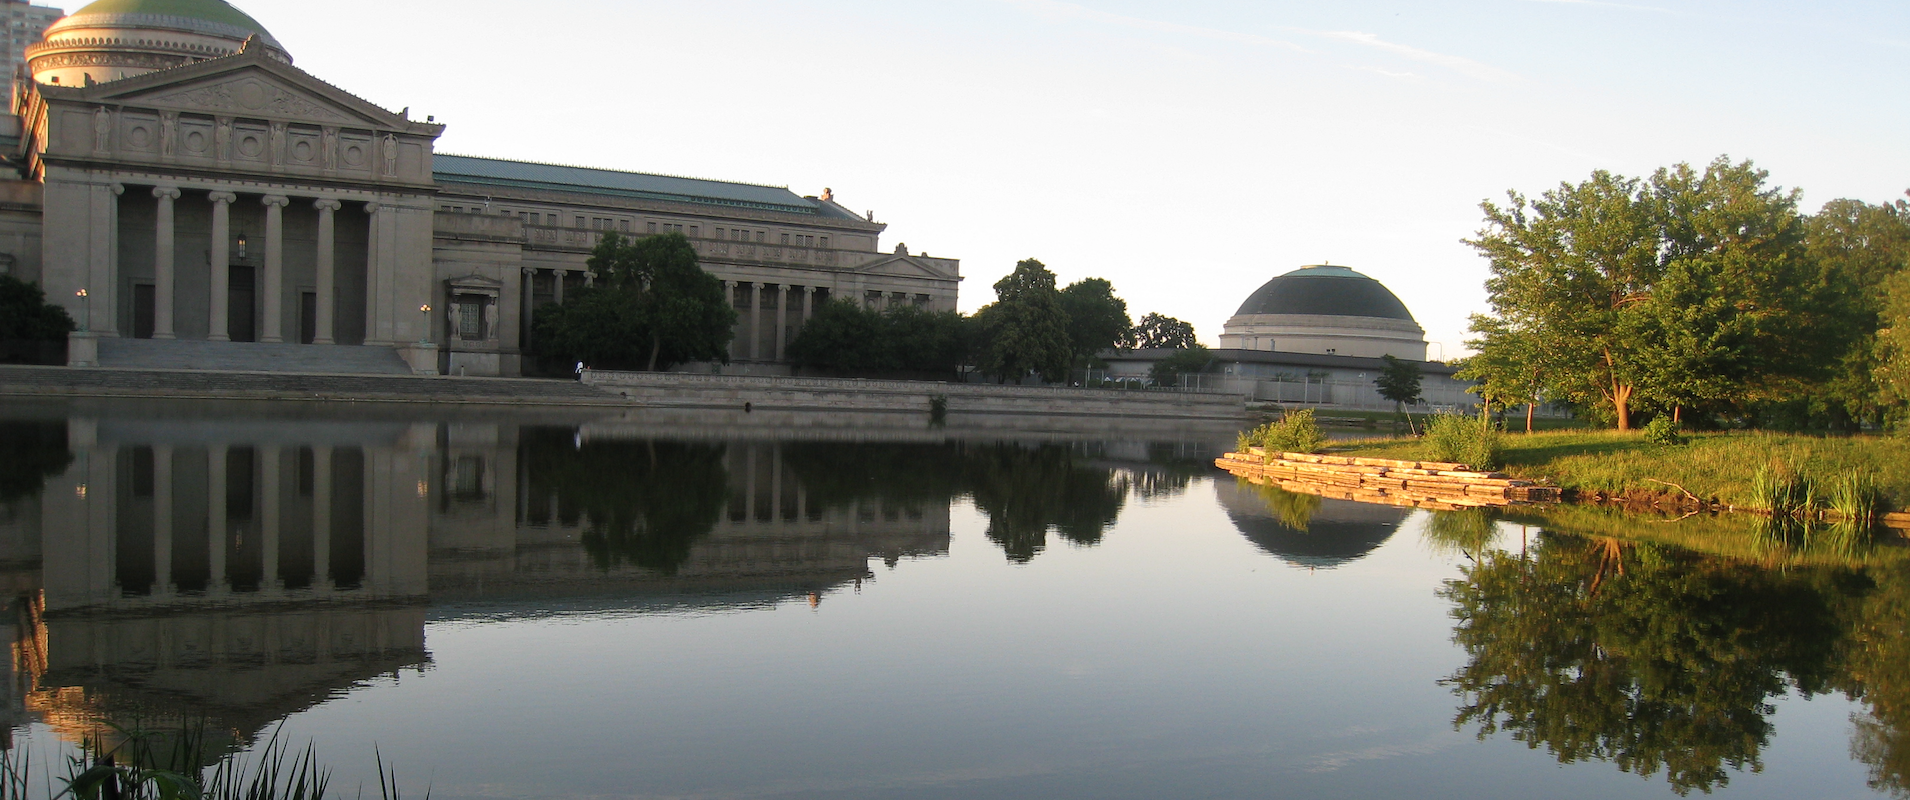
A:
1331 429 1910 512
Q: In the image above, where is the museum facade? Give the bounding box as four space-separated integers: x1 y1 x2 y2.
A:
1 0 960 376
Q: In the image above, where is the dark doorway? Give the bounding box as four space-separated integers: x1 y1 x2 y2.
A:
228 266 256 342
299 291 317 345
132 283 155 339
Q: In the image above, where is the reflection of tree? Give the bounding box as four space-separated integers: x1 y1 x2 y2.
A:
1440 534 1846 795
521 431 729 575
965 444 1128 561
0 420 72 504
1843 563 1910 796
1421 509 1499 559
779 441 1129 563
1241 479 1321 531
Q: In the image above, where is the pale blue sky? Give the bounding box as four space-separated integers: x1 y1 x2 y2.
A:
210 0 1907 355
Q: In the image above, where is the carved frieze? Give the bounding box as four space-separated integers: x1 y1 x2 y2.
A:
146 77 350 122
33 51 184 71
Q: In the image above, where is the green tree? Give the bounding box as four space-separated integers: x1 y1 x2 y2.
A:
786 299 888 371
1880 270 1910 423
1375 354 1424 425
975 259 1073 382
1636 159 1826 422
1057 277 1132 364
1466 169 1661 430
0 274 75 342
534 232 735 371
1132 312 1197 350
1458 314 1545 432
1148 344 1216 387
1801 197 1910 425
522 430 730 575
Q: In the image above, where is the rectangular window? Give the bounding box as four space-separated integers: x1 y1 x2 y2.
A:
689 226 698 238
914 294 931 308
820 236 829 249
780 233 789 246
648 222 658 234
458 301 481 340
755 231 765 243
575 216 585 228
619 220 630 232
865 290 882 307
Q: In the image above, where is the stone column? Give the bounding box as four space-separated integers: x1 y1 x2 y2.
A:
207 192 236 341
801 285 814 326
207 445 227 594
313 199 342 344
363 202 386 345
749 283 762 361
774 285 788 361
521 268 535 353
151 186 181 339
260 195 289 343
260 444 281 591
151 445 175 597
312 445 332 591
552 269 565 306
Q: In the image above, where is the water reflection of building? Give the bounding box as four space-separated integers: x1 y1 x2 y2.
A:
1212 479 1410 568
3 409 952 747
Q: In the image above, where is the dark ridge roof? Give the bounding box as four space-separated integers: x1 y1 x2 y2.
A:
432 154 823 216
1233 265 1416 322
1102 348 1459 376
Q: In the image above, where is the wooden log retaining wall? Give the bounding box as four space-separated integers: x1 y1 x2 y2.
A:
1216 448 1562 509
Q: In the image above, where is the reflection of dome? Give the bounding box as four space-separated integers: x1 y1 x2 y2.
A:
1218 265 1427 359
30 0 291 87
1214 479 1409 569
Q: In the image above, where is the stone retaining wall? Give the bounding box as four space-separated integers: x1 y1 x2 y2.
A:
582 370 1247 420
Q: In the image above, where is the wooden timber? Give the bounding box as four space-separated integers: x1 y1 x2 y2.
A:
1217 448 1562 507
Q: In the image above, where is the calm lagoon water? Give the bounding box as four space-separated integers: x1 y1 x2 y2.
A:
0 399 1903 799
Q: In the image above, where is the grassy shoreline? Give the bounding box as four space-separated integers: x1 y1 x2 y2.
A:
1328 429 1910 513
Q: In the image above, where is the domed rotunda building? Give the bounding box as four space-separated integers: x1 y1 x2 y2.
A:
28 0 291 87
1218 265 1426 360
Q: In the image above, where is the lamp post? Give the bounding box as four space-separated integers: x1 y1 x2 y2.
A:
235 233 247 260
419 303 431 345
75 288 88 331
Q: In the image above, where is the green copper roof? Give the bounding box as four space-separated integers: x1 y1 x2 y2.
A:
69 0 276 39
434 154 831 216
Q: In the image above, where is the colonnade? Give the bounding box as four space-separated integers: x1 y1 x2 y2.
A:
135 184 387 345
720 280 820 362
135 444 350 598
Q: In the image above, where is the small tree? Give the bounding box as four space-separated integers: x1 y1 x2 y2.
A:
0 274 75 342
1132 312 1197 350
1058 277 1132 364
1376 354 1424 432
1150 345 1216 388
1458 314 1545 432
536 232 734 371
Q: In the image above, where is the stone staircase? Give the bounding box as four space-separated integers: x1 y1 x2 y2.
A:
97 338 415 375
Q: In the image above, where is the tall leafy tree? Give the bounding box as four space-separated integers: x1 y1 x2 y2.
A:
1466 170 1669 430
535 232 735 371
975 259 1073 382
1131 312 1197 350
1879 270 1910 422
1148 344 1216 387
1458 314 1546 432
1057 277 1132 364
1805 195 1910 425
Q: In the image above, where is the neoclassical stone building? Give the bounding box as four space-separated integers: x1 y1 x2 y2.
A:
1 0 960 376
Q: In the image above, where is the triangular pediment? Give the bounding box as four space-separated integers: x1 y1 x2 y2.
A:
851 255 956 280
48 49 435 134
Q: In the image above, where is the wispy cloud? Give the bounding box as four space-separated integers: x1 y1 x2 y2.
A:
998 0 1520 83
1515 0 1675 13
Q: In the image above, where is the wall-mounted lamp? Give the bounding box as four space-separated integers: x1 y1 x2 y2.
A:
419 304 431 346
75 288 88 331
235 233 248 259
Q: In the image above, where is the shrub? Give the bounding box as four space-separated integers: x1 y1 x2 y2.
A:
0 274 75 341
1247 409 1326 456
1643 416 1686 446
1425 412 1503 470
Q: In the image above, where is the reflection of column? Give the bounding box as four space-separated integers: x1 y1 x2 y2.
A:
207 445 228 593
313 199 342 344
260 444 281 591
260 195 289 342
313 445 332 591
208 192 236 341
745 444 759 522
152 187 181 338
152 445 174 597
774 285 788 361
770 442 783 520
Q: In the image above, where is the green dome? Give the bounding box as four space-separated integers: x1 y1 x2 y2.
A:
66 0 278 42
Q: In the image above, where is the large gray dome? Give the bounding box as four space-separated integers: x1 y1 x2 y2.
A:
1233 265 1416 322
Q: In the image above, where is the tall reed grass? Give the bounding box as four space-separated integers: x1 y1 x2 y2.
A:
0 722 411 800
